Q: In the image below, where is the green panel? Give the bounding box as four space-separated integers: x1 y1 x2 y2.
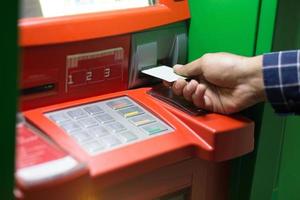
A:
249 104 285 200
271 0 300 199
255 0 279 55
188 1 282 200
277 117 300 200
0 1 18 200
188 0 260 60
248 1 284 200
272 0 300 51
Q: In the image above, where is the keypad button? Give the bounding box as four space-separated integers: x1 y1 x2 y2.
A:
105 122 126 133
48 113 70 124
88 126 109 138
67 108 88 120
118 106 144 118
101 135 122 147
82 141 106 154
83 105 104 115
118 131 138 142
142 123 168 135
94 114 115 124
60 121 81 133
78 117 98 128
71 131 92 144
129 114 156 126
106 98 133 110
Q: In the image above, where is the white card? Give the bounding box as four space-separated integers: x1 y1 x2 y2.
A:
141 65 187 82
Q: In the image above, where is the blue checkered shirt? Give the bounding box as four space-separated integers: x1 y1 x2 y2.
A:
263 50 300 114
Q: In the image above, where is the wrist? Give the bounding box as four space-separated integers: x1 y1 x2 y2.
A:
243 55 267 102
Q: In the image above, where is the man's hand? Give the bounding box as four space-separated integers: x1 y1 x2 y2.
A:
168 52 266 114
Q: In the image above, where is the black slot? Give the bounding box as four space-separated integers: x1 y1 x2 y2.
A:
148 84 207 116
21 83 56 95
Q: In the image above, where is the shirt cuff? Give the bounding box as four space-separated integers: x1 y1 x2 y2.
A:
262 50 300 115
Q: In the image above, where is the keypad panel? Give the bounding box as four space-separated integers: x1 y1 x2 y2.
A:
45 96 173 156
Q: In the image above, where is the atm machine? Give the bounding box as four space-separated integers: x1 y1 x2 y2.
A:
16 1 254 199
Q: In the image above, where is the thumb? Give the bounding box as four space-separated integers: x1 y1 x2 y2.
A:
173 59 203 77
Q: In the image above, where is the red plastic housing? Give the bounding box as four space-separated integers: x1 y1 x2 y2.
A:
23 88 254 179
20 35 130 111
19 0 190 46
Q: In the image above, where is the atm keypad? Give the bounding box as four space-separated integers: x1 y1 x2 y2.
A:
72 131 92 143
102 135 122 147
67 108 88 120
118 106 144 118
49 113 70 124
105 122 126 133
129 114 156 126
78 117 99 128
118 131 138 142
83 105 104 115
82 141 106 154
142 123 168 135
106 98 133 110
88 126 109 138
46 97 173 156
60 121 81 133
95 114 115 124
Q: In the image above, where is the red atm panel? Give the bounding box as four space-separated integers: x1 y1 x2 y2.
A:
17 88 254 199
19 0 190 46
20 35 130 111
22 88 253 174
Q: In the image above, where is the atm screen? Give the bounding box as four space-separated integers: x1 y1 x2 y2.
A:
21 0 155 18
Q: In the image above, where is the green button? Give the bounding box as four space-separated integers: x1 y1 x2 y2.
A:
142 123 167 135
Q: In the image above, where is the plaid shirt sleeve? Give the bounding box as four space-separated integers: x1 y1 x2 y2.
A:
263 50 300 114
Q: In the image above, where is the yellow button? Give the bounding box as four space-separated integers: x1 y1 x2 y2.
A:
124 111 139 118
135 119 151 126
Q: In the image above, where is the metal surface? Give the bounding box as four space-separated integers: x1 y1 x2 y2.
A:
129 22 187 89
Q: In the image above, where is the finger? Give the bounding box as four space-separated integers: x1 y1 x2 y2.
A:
183 80 198 101
192 84 213 111
203 95 213 112
172 79 187 96
163 81 172 87
192 84 206 108
173 58 204 77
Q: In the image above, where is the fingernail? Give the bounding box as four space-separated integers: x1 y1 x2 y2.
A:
174 81 179 89
194 87 199 96
173 64 183 71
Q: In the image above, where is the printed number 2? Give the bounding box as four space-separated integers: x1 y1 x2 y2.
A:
86 71 92 81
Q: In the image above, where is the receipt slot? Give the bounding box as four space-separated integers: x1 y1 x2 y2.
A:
16 1 254 200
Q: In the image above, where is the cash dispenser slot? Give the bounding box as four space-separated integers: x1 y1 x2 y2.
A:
128 22 187 88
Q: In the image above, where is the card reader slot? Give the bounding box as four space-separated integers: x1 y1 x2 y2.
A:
148 85 207 116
